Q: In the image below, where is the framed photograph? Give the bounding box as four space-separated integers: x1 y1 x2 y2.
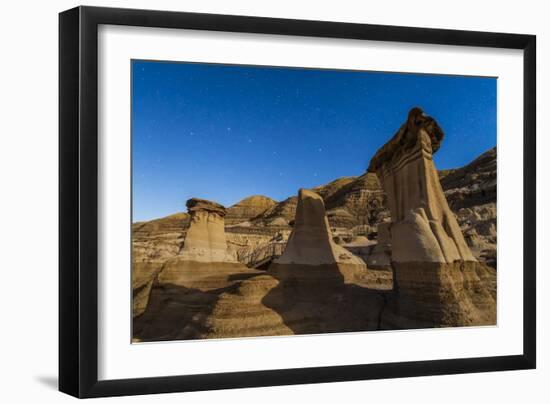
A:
59 6 536 398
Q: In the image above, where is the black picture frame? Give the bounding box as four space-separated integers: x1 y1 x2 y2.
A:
59 5 536 398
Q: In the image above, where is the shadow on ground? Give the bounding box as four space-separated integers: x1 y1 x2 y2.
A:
261 263 389 335
134 283 227 341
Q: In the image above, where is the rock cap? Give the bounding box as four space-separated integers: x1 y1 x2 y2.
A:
368 107 444 173
186 198 226 216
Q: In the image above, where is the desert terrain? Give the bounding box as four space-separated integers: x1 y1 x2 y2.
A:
132 108 497 342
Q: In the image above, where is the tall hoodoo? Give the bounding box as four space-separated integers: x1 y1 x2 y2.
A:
368 107 475 264
269 189 367 287
275 189 364 266
368 108 495 327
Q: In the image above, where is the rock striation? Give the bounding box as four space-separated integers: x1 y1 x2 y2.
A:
132 212 190 263
251 174 387 234
368 107 496 327
322 173 388 230
254 196 297 227
132 213 190 318
440 147 497 267
440 147 496 211
455 203 497 267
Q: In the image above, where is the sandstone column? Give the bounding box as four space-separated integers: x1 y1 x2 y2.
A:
271 189 366 284
368 108 496 327
180 198 231 262
156 197 242 287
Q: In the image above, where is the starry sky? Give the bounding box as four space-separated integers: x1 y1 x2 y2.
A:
132 60 496 222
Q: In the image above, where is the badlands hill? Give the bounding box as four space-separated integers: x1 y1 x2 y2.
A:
440 147 497 267
225 195 277 225
440 146 496 210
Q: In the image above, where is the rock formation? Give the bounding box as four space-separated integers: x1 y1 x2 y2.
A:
275 189 362 265
227 188 386 337
254 196 297 227
455 204 497 267
176 198 234 263
132 212 190 263
133 198 263 341
368 108 475 264
440 147 496 211
153 198 246 290
440 147 497 267
132 212 190 317
271 189 367 283
322 173 388 229
131 111 497 340
252 173 387 234
368 107 496 327
131 147 497 281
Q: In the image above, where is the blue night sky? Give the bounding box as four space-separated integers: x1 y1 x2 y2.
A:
132 60 496 222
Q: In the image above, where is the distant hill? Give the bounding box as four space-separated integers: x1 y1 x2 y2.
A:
225 195 277 225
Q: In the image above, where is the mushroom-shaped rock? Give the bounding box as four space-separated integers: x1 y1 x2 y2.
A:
179 198 233 263
134 198 264 340
368 108 496 328
368 107 474 264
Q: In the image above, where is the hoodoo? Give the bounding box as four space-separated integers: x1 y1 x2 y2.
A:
368 107 496 327
178 198 234 263
271 188 366 284
133 198 262 341
156 198 246 288
205 189 385 339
